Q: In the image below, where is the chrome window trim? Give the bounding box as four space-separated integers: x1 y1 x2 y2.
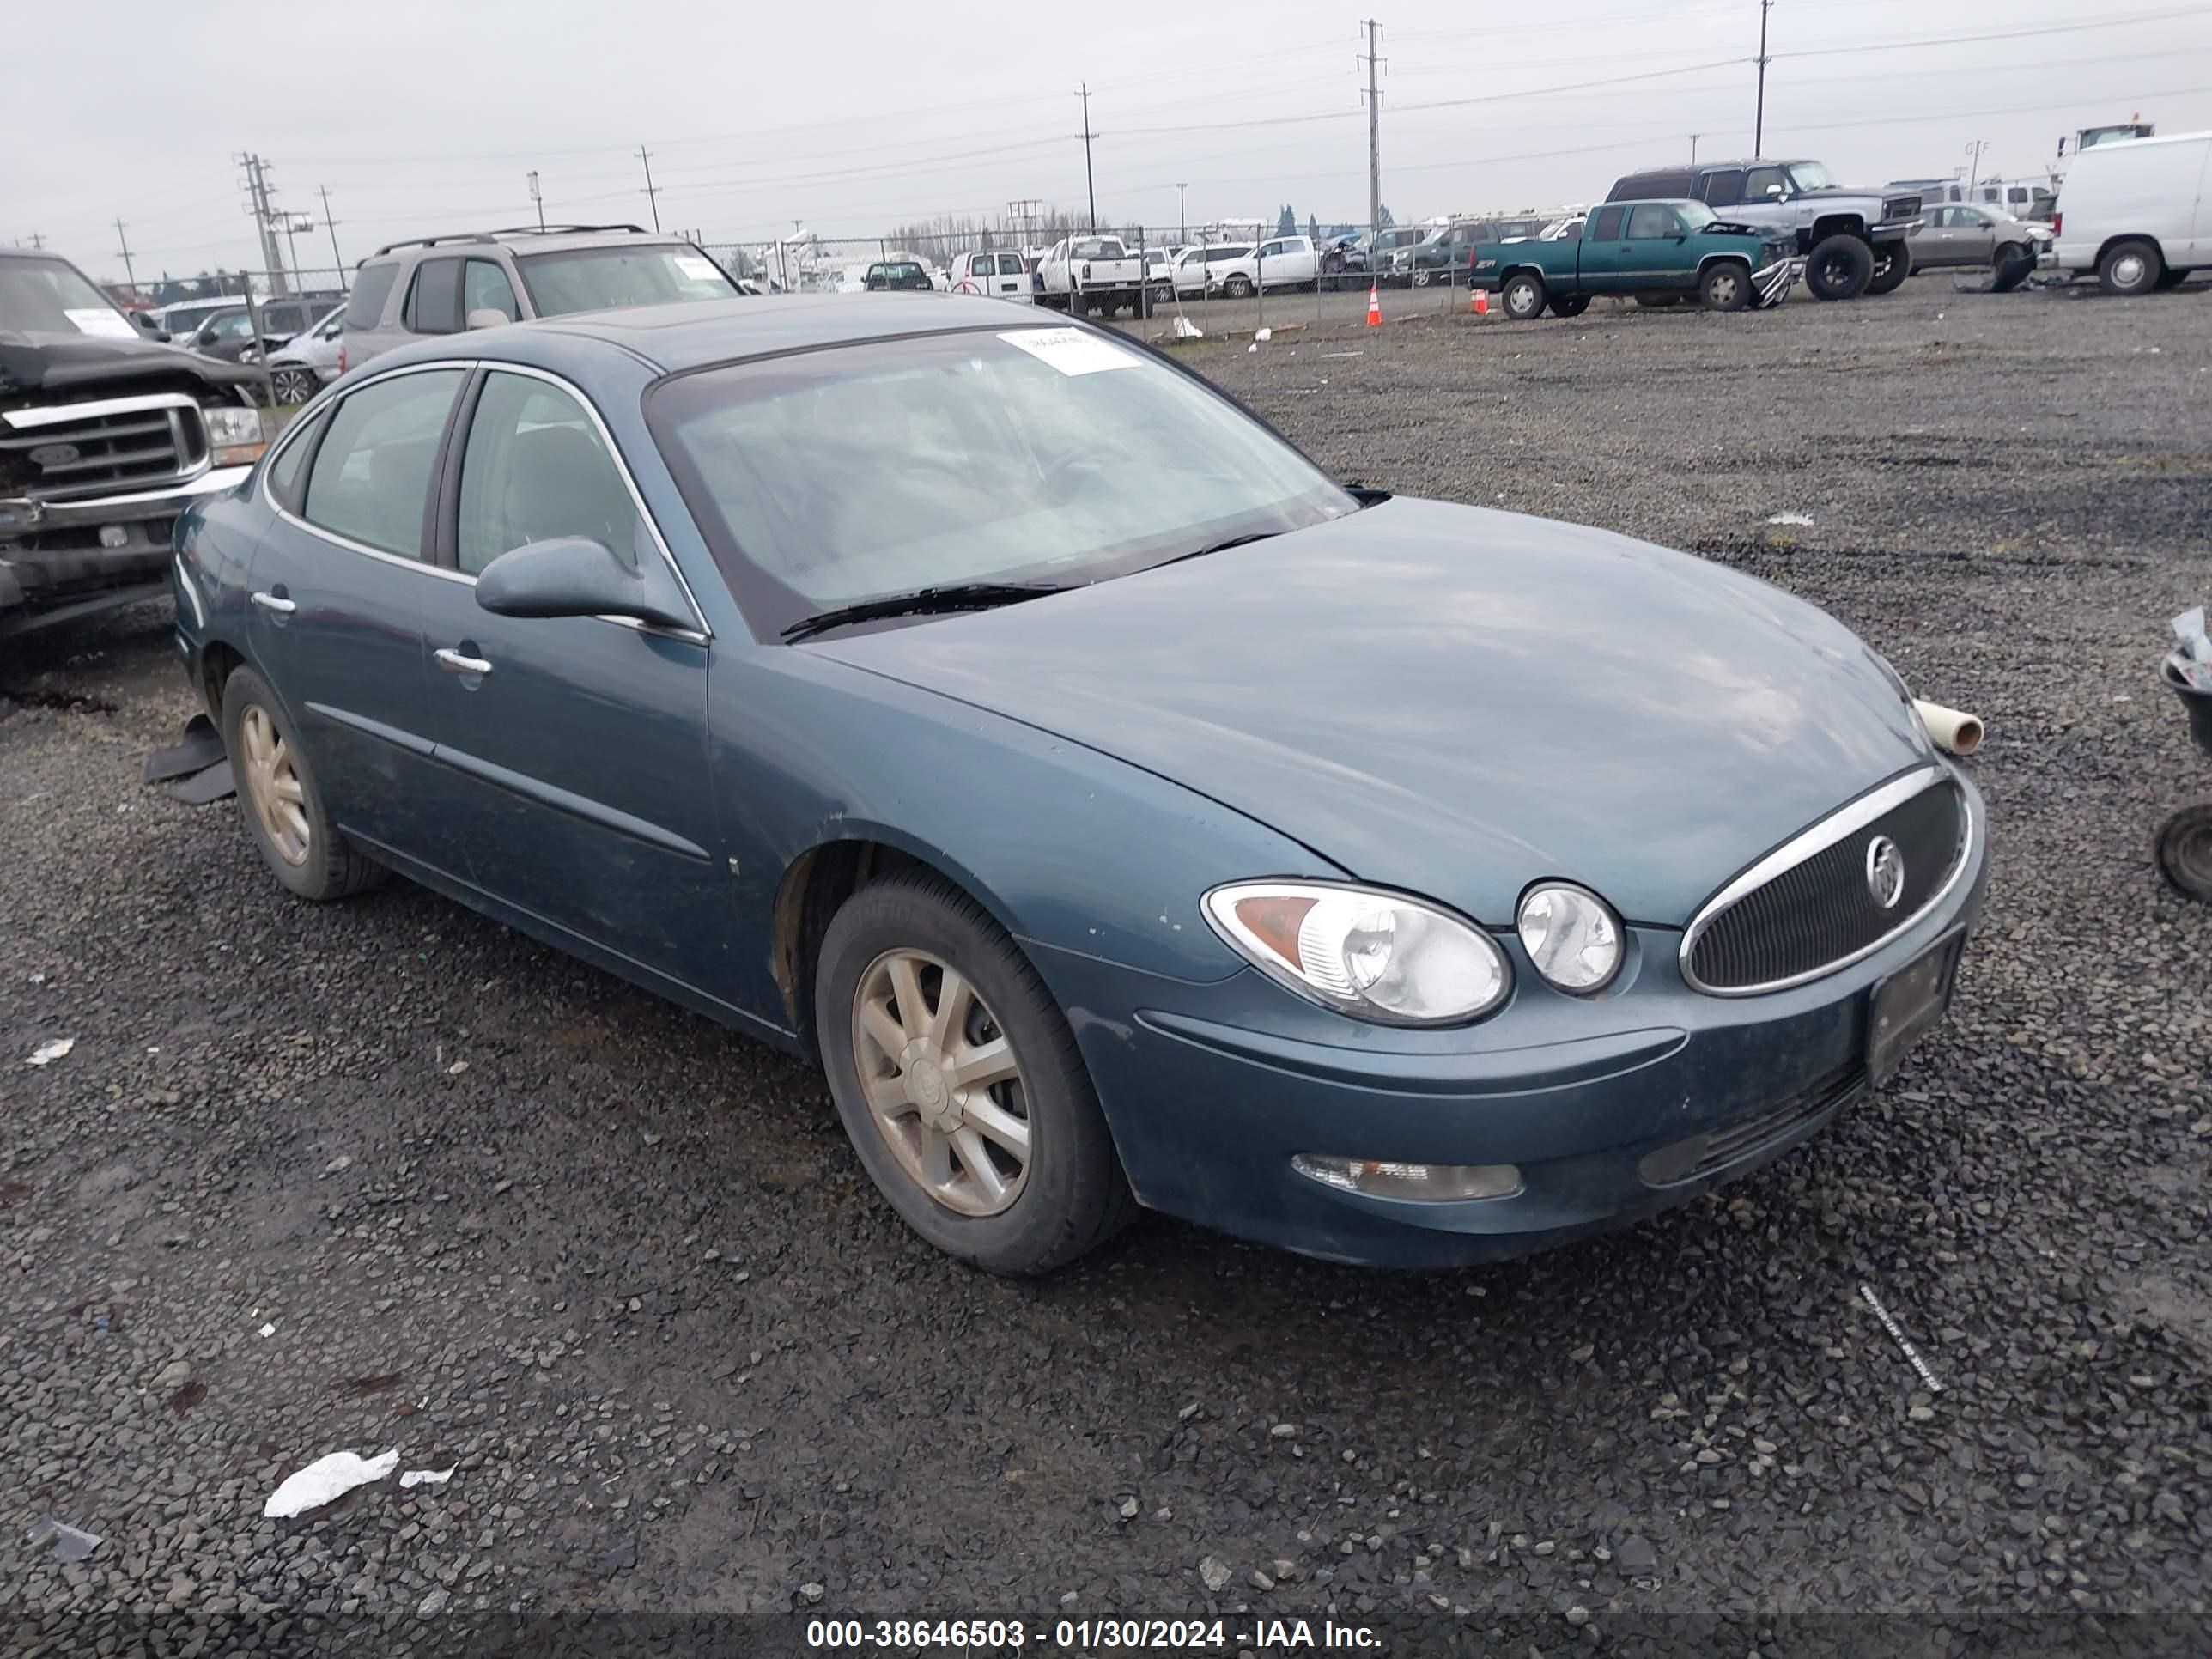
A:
265 356 713 643
1678 764 1973 998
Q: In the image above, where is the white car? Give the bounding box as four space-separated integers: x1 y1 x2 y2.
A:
2046 129 2209 295
262 307 346 404
1202 235 1321 298
1172 245 1250 298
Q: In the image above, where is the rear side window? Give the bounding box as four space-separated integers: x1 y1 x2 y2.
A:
1589 205 1626 240
1698 169 1747 205
345 261 400 330
301 368 465 559
264 409 324 507
403 258 465 335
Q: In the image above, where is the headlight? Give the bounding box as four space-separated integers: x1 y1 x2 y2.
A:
1515 883 1623 994
1201 881 1510 1025
203 404 267 467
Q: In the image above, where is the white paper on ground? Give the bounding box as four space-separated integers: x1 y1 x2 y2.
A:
1765 511 1816 526
27 1038 73 1066
400 1466 456 1488
998 328 1139 376
65 309 137 340
264 1449 399 1517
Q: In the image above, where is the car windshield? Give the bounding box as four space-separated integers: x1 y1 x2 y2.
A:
514 246 738 317
1786 162 1837 191
877 263 926 281
1674 201 1719 230
652 325 1354 636
0 258 138 338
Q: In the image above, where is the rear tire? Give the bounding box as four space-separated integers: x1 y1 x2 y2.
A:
220 666 385 902
2099 238 2163 296
1699 262 1751 312
815 872 1136 1275
1500 272 1547 320
1633 294 1681 309
1805 234 1875 301
1864 240 1912 295
1224 274 1254 299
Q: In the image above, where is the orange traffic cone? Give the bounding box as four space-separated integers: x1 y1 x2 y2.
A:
1472 288 1489 317
1365 284 1382 327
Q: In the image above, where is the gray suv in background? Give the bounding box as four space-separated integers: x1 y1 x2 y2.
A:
337 224 741 373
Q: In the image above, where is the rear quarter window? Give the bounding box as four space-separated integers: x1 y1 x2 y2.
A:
345 262 400 330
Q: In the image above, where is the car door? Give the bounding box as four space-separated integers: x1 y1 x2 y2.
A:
1955 207 1998 264
993 253 1032 302
1275 236 1319 284
247 363 471 871
1617 204 1690 289
1577 205 1630 288
409 364 727 1000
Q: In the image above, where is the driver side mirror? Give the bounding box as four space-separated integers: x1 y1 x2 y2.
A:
1765 184 1785 197
475 536 696 633
466 308 511 331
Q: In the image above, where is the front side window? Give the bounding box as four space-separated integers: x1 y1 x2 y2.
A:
345 261 400 330
652 327 1354 640
457 373 641 577
1745 166 1788 198
463 258 521 324
301 368 465 559
1626 204 1683 239
204 310 255 342
514 245 736 317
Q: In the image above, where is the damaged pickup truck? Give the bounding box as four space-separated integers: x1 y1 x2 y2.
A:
2 246 268 640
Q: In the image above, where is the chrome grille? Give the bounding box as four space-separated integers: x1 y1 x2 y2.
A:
1883 193 1923 222
0 393 208 502
1683 768 1969 994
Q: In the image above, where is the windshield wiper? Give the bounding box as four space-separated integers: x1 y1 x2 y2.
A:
1149 530 1285 571
781 581 1064 642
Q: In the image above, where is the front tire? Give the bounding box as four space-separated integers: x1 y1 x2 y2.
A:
1699 262 1751 312
2155 801 2212 903
220 666 384 902
1990 241 2033 293
2099 238 2163 296
1864 240 1911 295
1223 274 1254 299
1500 272 1547 320
816 872 1135 1275
1805 234 1875 300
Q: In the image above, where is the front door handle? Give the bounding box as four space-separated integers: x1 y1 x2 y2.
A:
434 647 493 678
250 591 295 614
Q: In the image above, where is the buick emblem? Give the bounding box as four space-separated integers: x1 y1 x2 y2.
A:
27 442 82 468
1865 835 1905 909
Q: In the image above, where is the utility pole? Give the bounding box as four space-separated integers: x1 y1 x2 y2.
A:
1963 138 1991 196
24 233 46 249
1360 20 1383 248
529 170 545 231
1753 0 1772 155
1074 85 1098 229
236 154 293 296
113 219 137 294
1176 183 1189 246
636 146 661 232
318 185 344 275
1689 132 1702 164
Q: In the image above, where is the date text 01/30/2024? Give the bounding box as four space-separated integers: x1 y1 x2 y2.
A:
804 1618 1384 1650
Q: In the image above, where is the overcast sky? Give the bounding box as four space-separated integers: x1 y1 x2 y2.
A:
9 0 2210 283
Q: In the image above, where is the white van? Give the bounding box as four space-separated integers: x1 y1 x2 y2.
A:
2046 130 2209 295
946 250 1033 302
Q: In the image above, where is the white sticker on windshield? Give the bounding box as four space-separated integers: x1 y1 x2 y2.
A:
999 328 1139 376
66 308 138 339
674 255 721 282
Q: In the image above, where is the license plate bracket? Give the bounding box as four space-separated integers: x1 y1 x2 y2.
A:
1867 929 1964 1086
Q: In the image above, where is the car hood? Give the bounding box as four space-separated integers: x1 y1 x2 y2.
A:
0 329 257 397
810 498 1933 927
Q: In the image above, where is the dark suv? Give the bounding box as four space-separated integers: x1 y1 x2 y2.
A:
338 225 740 374
1607 159 1922 300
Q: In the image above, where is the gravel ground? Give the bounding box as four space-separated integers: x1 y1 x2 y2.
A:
4 280 2211 1656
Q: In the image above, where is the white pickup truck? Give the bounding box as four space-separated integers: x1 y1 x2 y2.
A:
1035 234 1146 317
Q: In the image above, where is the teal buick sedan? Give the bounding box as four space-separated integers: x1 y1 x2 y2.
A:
167 293 1986 1274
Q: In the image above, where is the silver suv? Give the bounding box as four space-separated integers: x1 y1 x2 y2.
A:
1607 160 1923 301
337 224 741 374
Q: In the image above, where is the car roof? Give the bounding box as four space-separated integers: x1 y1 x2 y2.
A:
485 292 1071 374
363 228 700 262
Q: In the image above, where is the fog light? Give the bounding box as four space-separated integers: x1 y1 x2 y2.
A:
1291 1153 1521 1202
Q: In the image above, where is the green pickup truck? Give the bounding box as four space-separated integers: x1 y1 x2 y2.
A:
1468 200 1801 319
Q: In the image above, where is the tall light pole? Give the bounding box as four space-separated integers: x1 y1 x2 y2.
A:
1176 182 1188 246
1753 0 1773 154
1964 138 1991 197
1360 19 1383 248
1075 84 1098 229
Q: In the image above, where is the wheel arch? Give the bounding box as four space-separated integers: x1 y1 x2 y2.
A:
2097 232 2166 269
1696 252 1754 276
199 637 249 719
1809 214 1868 245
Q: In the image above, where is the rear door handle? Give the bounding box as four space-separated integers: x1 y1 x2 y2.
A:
434 647 493 677
250 591 295 614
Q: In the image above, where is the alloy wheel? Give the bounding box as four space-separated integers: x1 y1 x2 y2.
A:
851 948 1032 1218
240 703 309 866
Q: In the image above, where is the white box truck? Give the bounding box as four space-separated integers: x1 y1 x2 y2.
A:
2045 130 2209 295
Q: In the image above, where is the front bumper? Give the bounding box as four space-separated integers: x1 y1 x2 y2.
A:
1039 772 1989 1267
0 465 252 634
